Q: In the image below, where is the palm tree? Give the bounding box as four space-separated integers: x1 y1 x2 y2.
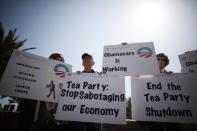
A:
0 22 26 79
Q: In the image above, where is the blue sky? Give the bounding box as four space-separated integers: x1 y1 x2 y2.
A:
1 0 197 97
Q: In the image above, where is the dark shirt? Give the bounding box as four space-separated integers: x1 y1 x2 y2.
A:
82 69 96 73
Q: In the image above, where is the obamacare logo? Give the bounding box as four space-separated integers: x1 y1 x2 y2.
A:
54 64 70 78
137 47 153 58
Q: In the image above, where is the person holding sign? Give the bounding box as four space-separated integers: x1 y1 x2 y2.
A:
147 53 173 131
81 53 97 73
45 53 65 111
157 53 172 74
46 53 65 112
82 53 101 131
74 53 100 131
37 53 65 128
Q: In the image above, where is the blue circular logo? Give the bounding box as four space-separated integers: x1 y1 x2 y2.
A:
137 47 153 58
54 64 70 78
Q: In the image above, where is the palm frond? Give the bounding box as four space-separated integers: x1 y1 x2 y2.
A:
0 22 4 45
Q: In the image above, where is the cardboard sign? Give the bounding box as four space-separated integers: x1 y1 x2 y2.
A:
179 49 197 73
102 42 160 76
131 73 197 123
0 50 72 102
55 73 126 124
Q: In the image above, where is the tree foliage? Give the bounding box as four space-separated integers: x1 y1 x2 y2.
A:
0 22 26 78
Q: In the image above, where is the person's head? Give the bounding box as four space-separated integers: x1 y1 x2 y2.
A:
156 53 169 70
82 53 94 71
49 53 64 62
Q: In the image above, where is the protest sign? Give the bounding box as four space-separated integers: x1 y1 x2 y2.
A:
102 42 160 76
179 49 197 73
131 73 197 123
0 50 72 102
55 73 126 124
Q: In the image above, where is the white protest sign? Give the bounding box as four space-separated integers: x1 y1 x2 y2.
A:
55 73 126 124
0 50 72 102
131 73 197 123
102 42 160 76
179 49 197 73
